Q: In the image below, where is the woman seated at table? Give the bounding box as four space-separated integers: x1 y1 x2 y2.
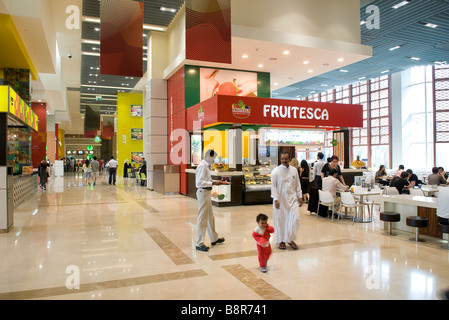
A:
390 171 412 194
321 155 345 185
375 165 389 186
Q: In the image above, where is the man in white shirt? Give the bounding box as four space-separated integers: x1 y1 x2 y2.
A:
313 152 326 189
322 168 348 212
271 151 303 250
195 149 225 252
108 156 119 185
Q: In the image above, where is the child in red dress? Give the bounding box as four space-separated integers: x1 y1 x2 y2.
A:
252 213 275 273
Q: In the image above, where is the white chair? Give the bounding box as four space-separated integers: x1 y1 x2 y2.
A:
409 188 424 196
365 187 382 220
318 190 335 220
384 187 399 195
339 191 366 223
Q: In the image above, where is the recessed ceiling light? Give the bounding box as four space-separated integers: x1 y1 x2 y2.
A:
389 45 401 51
409 57 420 60
242 54 248 59
337 58 344 62
360 20 366 25
258 64 263 68
381 70 390 73
321 84 328 87
274 83 278 86
82 39 100 45
160 7 177 13
424 22 438 28
303 60 309 65
359 76 367 80
94 27 100 32
392 1 411 9
308 69 313 73
82 51 100 56
339 69 348 72
283 50 290 55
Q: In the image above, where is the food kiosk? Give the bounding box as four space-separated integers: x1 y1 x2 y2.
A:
0 85 39 232
184 95 363 206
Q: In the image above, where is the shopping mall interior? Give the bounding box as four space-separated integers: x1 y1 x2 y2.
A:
1 0 449 303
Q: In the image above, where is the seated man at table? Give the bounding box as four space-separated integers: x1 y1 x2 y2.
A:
390 171 412 194
428 167 449 186
322 168 349 217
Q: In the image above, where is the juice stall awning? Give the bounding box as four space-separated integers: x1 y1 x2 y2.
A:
186 95 363 131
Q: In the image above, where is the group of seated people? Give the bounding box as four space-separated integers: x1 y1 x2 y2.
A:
375 164 449 194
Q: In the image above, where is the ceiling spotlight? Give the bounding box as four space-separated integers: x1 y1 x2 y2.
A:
283 50 290 55
409 57 421 60
242 54 248 59
258 64 263 68
337 58 344 62
381 70 390 73
339 69 348 72
303 60 309 65
308 70 313 73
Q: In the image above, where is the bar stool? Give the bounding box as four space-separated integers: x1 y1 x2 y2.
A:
380 212 400 235
438 223 449 250
406 216 429 242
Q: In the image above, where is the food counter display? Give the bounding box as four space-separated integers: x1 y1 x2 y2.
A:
185 169 243 207
242 165 272 205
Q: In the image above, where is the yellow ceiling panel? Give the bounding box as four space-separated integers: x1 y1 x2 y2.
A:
0 14 37 80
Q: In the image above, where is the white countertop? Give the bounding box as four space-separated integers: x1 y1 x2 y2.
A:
374 194 438 209
341 169 366 173
185 169 244 176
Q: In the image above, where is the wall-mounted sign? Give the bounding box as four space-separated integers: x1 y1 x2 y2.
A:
186 95 363 130
131 104 142 117
131 128 143 140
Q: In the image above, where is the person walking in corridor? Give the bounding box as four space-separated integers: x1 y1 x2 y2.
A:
108 156 118 185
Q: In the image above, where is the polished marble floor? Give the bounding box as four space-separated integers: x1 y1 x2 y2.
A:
1 173 448 300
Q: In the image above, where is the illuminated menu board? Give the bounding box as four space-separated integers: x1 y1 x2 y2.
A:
260 128 325 146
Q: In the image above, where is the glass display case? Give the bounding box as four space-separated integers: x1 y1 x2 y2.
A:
211 176 231 203
242 165 272 204
243 165 271 191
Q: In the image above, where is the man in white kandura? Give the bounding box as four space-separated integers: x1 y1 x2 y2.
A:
271 151 303 250
195 149 225 252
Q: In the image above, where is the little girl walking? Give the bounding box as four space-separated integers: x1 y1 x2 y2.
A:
252 213 275 273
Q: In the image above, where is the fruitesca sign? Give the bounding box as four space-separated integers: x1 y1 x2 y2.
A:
186 95 363 130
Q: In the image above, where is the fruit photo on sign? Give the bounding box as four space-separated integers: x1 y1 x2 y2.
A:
200 68 258 101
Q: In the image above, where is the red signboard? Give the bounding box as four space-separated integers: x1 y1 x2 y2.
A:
186 95 363 130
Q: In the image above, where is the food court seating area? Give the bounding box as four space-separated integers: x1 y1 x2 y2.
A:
312 178 449 251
